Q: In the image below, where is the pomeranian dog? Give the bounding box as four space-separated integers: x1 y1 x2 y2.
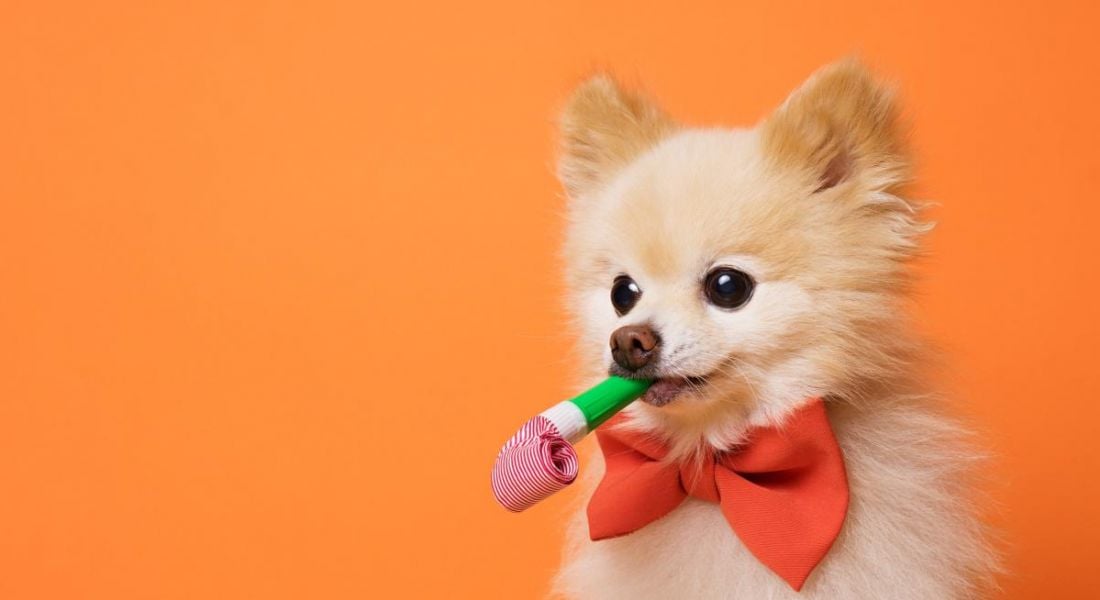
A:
551 60 997 599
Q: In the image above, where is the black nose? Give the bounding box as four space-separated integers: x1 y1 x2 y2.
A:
610 324 660 372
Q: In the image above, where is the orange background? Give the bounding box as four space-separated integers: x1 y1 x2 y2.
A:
2 1 1099 598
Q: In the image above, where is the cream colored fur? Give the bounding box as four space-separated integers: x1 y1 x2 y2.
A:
551 60 998 599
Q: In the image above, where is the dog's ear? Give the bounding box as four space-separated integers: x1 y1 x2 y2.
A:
558 74 675 199
762 59 907 194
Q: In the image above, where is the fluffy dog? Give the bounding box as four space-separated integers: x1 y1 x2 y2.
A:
551 60 997 599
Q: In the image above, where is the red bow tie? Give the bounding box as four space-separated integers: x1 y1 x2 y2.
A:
587 399 849 591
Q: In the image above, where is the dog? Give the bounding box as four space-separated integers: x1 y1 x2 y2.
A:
551 60 998 599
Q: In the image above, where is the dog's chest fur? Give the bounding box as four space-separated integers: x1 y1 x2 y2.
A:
553 400 995 600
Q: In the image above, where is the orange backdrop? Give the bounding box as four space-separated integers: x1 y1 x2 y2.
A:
3 1 1099 598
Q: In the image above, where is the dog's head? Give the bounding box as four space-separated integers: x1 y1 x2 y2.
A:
559 60 929 453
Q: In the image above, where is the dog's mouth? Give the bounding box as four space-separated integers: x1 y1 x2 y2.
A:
607 362 714 407
641 375 710 407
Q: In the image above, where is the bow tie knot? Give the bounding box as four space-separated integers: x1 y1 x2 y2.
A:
679 453 721 503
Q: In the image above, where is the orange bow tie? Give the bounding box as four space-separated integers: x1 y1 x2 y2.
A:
587 399 849 591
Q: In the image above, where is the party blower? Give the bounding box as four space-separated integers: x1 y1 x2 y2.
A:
491 377 651 511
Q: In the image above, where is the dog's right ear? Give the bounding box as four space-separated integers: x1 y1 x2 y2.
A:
557 74 675 200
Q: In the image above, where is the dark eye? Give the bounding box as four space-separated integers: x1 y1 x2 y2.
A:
703 267 754 309
611 275 642 316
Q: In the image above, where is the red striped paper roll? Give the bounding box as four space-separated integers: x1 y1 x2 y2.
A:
490 415 579 512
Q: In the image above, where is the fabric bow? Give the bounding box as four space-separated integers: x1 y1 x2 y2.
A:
587 399 849 591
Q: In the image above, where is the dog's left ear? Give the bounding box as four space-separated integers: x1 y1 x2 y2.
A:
762 59 908 194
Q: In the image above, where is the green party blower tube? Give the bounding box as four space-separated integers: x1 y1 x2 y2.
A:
491 377 652 512
555 376 653 439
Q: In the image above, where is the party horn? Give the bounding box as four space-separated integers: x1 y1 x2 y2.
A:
491 376 652 512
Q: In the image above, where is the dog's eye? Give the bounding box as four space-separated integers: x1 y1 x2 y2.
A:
704 267 754 309
611 275 642 316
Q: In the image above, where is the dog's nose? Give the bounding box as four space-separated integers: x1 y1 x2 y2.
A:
610 324 660 372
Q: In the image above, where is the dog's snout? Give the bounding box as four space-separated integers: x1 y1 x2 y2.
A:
610 324 660 372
